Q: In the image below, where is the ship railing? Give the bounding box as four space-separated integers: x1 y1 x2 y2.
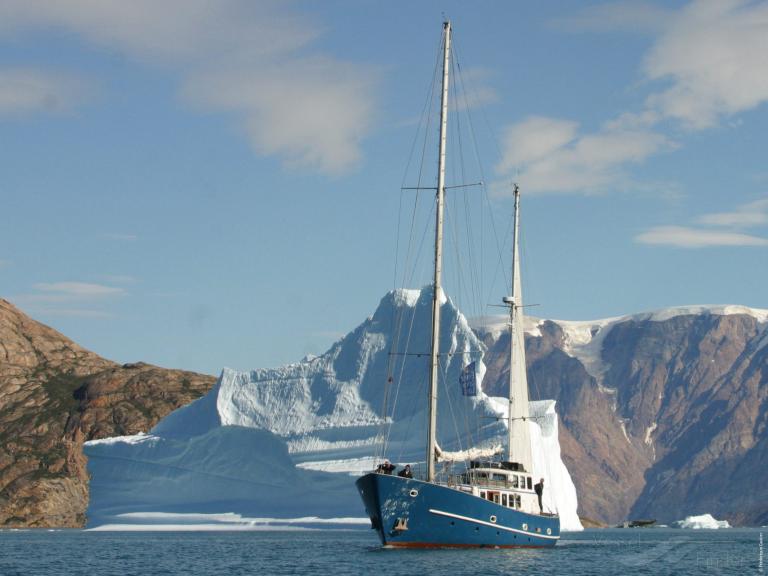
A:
447 473 522 490
370 462 482 485
369 462 459 484
370 461 429 481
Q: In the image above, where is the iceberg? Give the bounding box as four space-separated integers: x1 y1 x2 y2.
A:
85 289 583 532
673 513 731 529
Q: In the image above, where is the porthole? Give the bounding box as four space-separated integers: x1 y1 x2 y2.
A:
489 515 497 523
409 489 418 497
522 523 528 531
546 528 552 535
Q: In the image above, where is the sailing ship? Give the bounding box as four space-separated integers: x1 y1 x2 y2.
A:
355 21 561 548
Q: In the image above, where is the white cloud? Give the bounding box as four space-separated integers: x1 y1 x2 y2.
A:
556 1 768 130
635 225 768 247
697 197 768 228
32 282 125 297
184 58 374 173
637 195 768 248
12 280 126 318
0 0 374 174
0 1 315 65
0 68 90 115
494 116 672 194
496 117 578 173
525 1 768 197
643 0 768 129
450 67 498 112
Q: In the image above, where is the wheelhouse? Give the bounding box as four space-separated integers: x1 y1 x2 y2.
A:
448 460 543 515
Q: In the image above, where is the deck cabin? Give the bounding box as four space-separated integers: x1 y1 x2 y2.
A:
448 460 544 516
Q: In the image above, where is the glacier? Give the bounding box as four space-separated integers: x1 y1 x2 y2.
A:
84 288 583 531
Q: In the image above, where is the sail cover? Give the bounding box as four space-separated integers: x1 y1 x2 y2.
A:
508 228 534 471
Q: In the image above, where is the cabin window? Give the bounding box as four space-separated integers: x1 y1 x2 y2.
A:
527 477 532 490
480 491 486 499
492 473 506 482
502 494 507 507
511 475 519 488
492 493 500 504
516 495 521 508
477 472 488 479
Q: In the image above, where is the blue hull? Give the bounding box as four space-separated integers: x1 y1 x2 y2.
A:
356 473 560 548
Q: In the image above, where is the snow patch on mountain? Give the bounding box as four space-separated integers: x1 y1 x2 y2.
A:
557 319 617 382
638 305 768 323
470 315 544 339
474 304 768 382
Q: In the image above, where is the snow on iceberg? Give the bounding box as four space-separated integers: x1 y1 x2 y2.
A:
85 288 582 531
673 514 731 529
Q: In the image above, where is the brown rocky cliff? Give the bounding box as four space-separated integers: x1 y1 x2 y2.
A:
482 321 651 524
480 311 768 526
608 315 768 525
0 298 215 527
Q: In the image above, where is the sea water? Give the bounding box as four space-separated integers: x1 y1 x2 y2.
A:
0 528 763 575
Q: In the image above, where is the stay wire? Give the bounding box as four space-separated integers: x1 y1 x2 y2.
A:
381 29 446 459
453 42 511 313
379 32 442 461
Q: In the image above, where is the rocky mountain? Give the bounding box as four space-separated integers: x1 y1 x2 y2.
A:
478 305 768 525
0 299 215 527
3 293 767 528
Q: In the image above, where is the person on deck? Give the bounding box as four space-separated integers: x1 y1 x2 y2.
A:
534 478 544 513
397 464 413 479
376 460 396 475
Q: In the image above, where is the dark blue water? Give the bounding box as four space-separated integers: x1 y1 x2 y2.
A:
0 528 763 575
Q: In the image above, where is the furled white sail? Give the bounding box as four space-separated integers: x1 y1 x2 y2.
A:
507 188 533 472
435 443 503 463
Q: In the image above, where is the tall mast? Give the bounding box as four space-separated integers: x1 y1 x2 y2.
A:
506 184 533 469
427 20 451 483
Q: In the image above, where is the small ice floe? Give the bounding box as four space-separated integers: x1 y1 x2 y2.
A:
673 513 731 529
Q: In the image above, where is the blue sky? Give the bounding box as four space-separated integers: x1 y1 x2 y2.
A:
2 1 767 375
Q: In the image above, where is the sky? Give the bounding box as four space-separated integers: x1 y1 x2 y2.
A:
1 0 767 375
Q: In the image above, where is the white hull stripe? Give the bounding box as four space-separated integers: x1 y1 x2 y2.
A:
428 509 560 540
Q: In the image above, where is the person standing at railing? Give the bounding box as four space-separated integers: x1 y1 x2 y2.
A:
397 465 413 478
534 478 544 513
376 460 396 474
